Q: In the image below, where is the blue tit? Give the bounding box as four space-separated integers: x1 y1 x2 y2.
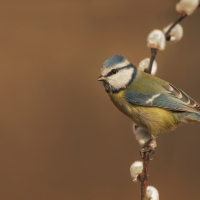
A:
98 55 200 136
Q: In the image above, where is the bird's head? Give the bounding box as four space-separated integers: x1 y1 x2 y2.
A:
98 55 137 93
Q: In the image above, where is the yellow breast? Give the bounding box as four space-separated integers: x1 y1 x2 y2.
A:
108 91 180 136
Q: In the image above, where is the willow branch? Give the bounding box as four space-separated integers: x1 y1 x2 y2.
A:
139 152 150 200
145 48 158 74
165 13 187 41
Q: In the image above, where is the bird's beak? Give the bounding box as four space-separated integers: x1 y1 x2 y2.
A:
97 75 105 81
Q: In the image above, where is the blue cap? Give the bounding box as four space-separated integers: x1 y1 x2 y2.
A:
102 55 127 68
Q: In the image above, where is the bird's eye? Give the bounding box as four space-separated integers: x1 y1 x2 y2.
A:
107 69 119 77
111 69 118 74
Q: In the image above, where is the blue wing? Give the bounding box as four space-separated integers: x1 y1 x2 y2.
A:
125 83 200 114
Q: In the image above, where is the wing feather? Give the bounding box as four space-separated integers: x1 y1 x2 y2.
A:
125 81 200 114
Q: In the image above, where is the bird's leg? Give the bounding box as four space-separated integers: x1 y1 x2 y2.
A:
140 138 155 159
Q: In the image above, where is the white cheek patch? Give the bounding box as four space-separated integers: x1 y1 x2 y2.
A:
107 68 134 90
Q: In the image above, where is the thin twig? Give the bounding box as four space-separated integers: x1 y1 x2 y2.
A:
145 5 200 74
139 152 150 200
165 4 200 40
145 48 158 74
165 13 187 41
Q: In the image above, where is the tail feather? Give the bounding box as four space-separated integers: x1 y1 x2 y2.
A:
181 112 200 123
193 113 200 122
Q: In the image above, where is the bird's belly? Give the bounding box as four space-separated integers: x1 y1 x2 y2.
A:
109 93 179 135
129 106 179 135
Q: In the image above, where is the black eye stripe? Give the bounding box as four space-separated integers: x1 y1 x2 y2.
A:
107 69 118 76
106 64 134 77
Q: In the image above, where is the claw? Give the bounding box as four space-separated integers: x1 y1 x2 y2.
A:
140 138 156 159
149 150 155 160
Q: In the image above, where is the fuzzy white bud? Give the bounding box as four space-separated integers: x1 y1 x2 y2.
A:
147 30 166 50
176 0 199 15
163 23 183 43
133 123 151 146
146 186 159 200
130 161 143 182
138 58 157 75
133 124 157 148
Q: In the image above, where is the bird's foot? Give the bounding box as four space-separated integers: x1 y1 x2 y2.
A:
140 146 155 160
140 138 155 160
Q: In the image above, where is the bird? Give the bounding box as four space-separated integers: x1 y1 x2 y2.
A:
98 55 200 138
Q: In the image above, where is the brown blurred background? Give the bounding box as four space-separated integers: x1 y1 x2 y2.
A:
0 0 200 199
